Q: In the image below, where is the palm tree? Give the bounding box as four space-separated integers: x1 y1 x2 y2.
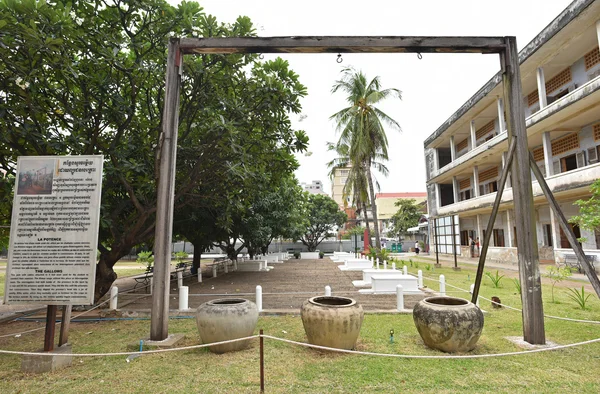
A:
326 140 389 248
330 67 401 252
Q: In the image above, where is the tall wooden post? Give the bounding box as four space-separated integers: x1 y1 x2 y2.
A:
151 38 182 341
502 37 545 344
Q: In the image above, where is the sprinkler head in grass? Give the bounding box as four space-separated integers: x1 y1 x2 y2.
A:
390 328 394 344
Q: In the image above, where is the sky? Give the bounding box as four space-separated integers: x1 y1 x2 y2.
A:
176 0 574 195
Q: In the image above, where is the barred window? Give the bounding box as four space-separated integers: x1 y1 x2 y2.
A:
475 120 495 140
479 166 498 182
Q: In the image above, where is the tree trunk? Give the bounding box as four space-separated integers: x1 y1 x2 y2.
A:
361 200 372 249
94 254 119 302
192 244 201 275
366 162 381 253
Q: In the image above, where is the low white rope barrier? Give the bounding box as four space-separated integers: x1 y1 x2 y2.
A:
1 333 599 359
262 334 600 359
412 271 600 325
0 335 259 357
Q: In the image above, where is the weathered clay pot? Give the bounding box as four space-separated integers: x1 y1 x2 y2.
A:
196 298 258 353
412 296 484 353
300 296 364 350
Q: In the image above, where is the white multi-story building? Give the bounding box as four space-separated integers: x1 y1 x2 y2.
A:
301 180 328 195
424 0 600 264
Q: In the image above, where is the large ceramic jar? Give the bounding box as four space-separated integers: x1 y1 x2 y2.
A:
196 298 258 353
300 296 364 350
412 296 484 353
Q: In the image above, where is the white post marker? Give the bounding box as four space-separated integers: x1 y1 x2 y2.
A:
224 260 228 274
198 269 202 283
403 265 408 275
325 285 331 296
392 262 396 270
396 284 404 311
234 260 238 271
439 274 446 296
177 270 183 288
179 286 189 310
376 258 379 269
256 285 263 312
470 283 480 306
212 265 217 278
418 270 423 288
383 260 387 270
109 286 118 310
150 277 153 295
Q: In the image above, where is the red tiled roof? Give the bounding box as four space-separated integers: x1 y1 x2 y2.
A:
376 192 427 198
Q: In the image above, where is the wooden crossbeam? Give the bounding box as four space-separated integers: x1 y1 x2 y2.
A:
179 36 506 54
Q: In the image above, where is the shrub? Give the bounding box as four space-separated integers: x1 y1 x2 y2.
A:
293 251 301 259
512 278 521 295
485 270 505 288
136 251 154 270
319 251 324 259
544 266 572 303
566 286 593 310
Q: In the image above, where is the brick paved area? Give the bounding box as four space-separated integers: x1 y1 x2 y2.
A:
115 257 430 312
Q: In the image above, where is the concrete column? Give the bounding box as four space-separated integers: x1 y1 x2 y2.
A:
542 131 553 177
473 166 480 197
506 210 514 247
596 20 600 47
433 148 439 171
549 210 561 256
470 120 477 150
435 183 441 210
452 176 459 203
497 97 506 132
536 67 548 109
502 151 511 189
476 214 483 245
450 136 456 161
535 208 544 248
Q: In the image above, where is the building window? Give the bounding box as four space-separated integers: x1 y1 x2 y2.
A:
560 223 581 248
459 189 471 201
339 177 347 185
475 120 495 141
493 229 505 247
460 230 469 246
543 224 553 247
560 154 578 172
339 169 349 176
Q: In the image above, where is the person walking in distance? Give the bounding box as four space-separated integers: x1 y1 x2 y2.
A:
414 241 420 256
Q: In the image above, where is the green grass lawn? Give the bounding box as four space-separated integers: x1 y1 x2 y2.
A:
0 261 599 392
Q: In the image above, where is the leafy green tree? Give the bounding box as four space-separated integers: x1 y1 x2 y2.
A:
299 194 347 252
387 199 422 239
330 67 401 252
570 179 600 238
0 0 307 300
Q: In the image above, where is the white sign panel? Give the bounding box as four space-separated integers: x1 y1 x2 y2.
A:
4 156 103 305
